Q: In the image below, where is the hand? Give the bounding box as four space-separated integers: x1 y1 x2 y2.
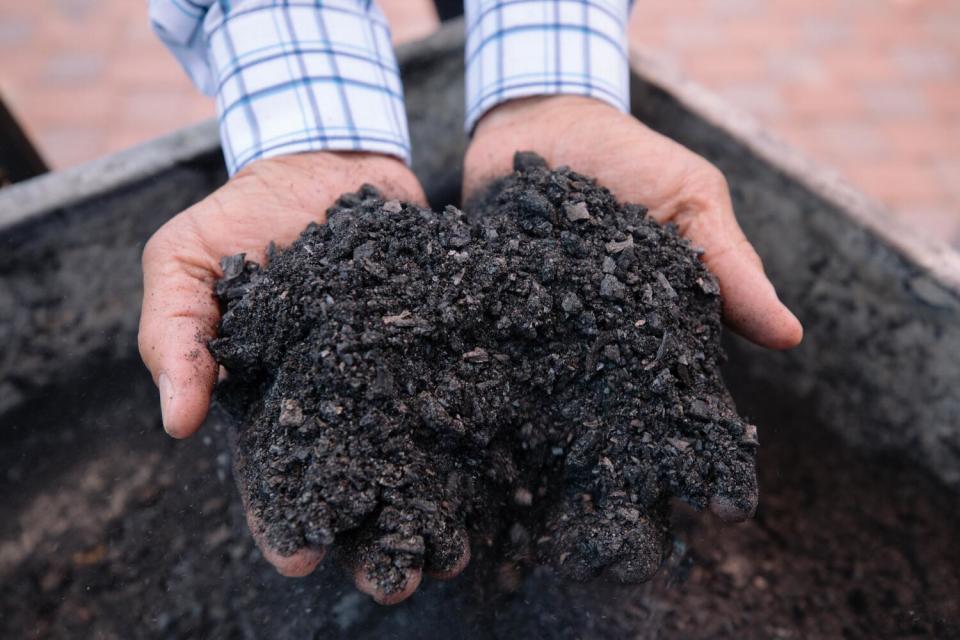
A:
463 95 803 350
378 0 440 44
138 151 429 601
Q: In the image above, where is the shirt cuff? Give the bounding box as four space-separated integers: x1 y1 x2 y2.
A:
152 0 411 175
464 0 631 133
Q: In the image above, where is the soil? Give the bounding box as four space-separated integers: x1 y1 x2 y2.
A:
1 365 958 639
208 153 757 597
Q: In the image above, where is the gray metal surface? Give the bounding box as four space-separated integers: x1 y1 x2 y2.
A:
624 53 960 489
0 120 221 232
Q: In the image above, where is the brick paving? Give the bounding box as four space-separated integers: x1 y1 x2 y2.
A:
629 0 960 245
0 0 957 245
0 0 212 168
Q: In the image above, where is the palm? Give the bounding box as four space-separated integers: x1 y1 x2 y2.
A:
163 153 425 272
463 96 802 350
138 152 426 600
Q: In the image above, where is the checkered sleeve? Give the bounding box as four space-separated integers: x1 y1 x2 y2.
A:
149 0 410 175
464 0 631 132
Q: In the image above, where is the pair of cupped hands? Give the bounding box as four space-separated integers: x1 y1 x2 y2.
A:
138 95 802 604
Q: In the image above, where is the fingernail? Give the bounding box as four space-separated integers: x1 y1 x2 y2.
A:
158 373 174 434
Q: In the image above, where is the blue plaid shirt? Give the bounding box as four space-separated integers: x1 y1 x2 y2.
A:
150 0 630 175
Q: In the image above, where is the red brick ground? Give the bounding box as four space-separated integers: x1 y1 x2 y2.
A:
0 0 213 168
0 1 957 245
629 0 960 245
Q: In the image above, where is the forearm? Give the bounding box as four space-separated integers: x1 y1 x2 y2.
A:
463 0 632 132
149 0 410 175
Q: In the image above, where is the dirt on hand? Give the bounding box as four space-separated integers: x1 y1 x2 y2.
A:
208 152 758 598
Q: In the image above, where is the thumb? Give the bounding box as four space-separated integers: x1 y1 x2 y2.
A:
707 238 803 350
672 195 802 350
138 229 220 438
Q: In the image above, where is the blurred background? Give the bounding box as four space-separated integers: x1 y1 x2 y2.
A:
0 0 957 246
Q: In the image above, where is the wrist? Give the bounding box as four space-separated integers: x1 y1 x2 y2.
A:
473 95 620 139
463 94 639 200
236 151 406 180
235 151 424 206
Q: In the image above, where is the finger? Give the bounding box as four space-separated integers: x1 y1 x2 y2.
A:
340 530 425 605
669 194 803 350
232 445 327 577
261 543 327 577
708 463 759 523
354 565 423 606
550 514 665 584
707 240 803 351
606 517 670 584
424 529 471 580
709 493 757 523
138 231 220 438
545 493 669 583
243 508 326 577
